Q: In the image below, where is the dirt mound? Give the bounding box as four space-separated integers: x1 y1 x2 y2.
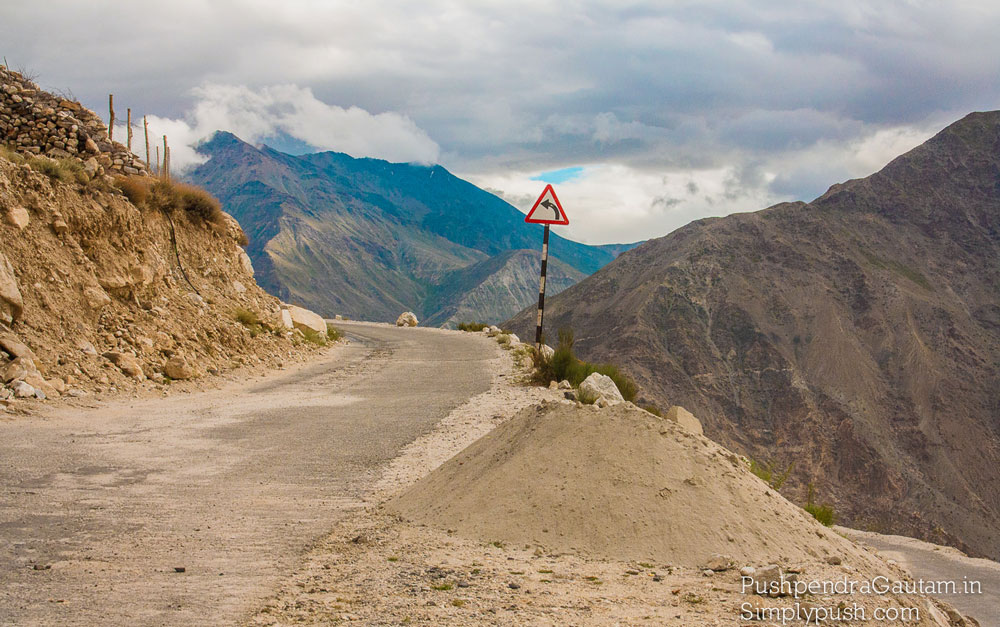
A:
389 402 877 567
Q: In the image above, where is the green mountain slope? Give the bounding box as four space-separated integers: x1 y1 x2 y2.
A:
187 132 635 323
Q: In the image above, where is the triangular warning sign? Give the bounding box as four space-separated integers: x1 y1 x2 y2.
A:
525 184 569 225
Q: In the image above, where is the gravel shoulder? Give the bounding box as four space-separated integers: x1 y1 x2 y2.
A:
0 322 495 626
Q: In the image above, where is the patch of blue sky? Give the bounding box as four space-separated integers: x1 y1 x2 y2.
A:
530 166 585 184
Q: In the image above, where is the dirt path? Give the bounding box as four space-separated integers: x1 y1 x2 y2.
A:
0 322 495 626
841 527 1000 627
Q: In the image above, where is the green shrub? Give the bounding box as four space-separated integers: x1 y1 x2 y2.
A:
115 175 152 206
132 179 225 226
0 145 25 165
326 324 342 342
804 503 836 527
548 328 638 401
233 307 264 337
749 459 794 490
641 404 662 417
803 483 836 526
175 182 224 225
58 158 88 184
28 156 67 181
457 321 488 332
301 326 327 346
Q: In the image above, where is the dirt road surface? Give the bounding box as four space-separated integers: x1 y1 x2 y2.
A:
0 322 494 626
842 527 1000 626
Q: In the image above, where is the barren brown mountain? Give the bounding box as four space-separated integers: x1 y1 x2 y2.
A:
507 111 1000 560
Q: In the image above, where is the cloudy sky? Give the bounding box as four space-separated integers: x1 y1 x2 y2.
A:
3 1 999 244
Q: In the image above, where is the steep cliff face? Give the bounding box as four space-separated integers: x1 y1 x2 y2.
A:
188 132 635 325
507 112 1000 559
0 69 308 405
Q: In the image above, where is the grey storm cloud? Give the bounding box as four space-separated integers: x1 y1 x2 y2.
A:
2 0 1000 242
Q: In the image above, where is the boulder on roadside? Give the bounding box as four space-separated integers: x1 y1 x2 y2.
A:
579 372 624 403
539 344 555 361
396 311 418 327
279 308 294 330
11 380 36 398
163 355 193 380
103 351 144 380
287 305 326 334
665 405 704 436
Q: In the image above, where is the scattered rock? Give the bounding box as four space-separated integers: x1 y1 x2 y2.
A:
704 554 734 571
2 356 34 383
232 280 246 293
0 251 24 325
825 555 842 565
82 286 111 311
238 249 254 276
396 311 419 327
0 335 35 361
563 390 577 401
163 356 193 380
75 339 98 356
5 206 29 230
11 380 35 398
103 351 144 380
739 566 756 577
539 344 554 361
579 372 623 403
507 333 520 344
557 380 572 390
664 406 704 435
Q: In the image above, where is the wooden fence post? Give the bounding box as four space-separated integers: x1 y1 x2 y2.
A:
108 94 115 142
126 108 133 152
143 116 150 169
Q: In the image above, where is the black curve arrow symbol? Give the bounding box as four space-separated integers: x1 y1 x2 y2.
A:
541 199 559 217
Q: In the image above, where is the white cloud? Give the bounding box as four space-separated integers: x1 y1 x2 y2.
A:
470 164 781 245
115 83 440 172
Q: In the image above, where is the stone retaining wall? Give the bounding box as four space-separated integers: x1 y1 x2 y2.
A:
0 66 149 177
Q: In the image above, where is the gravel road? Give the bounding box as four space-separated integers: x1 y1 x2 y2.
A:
841 527 1000 626
0 322 494 626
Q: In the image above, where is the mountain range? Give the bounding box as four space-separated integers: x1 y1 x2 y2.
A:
507 111 1000 560
187 132 635 324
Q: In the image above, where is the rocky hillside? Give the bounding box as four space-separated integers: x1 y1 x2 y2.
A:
186 132 635 325
421 249 583 327
507 111 1000 560
0 68 317 407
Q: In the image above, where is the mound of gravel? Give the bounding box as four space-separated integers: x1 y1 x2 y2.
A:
389 402 875 567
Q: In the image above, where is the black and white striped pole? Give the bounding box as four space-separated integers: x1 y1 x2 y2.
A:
535 224 550 348
523 184 569 351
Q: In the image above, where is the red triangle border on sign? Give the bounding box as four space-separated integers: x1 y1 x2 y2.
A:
524 184 569 225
